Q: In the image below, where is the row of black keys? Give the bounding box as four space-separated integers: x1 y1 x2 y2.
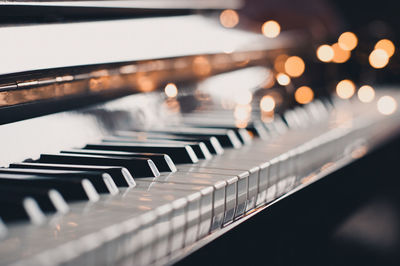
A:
0 124 270 224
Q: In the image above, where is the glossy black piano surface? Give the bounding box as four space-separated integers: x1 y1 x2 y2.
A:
0 1 400 265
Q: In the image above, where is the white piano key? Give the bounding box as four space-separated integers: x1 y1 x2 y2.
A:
137 172 236 226
134 181 213 239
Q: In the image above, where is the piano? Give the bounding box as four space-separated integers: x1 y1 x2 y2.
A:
1 0 400 265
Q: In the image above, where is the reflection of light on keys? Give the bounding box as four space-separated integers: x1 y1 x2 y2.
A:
261 73 275 89
137 76 155 92
316 45 334 62
234 90 253 105
357 85 375 103
377 96 397 115
260 95 275 112
219 9 239 28
332 43 351 63
276 73 290 86
164 83 178 98
192 56 211 76
284 56 305 77
336 79 355 99
338 32 358 51
375 39 395 57
295 86 314 104
261 20 280 38
369 49 389 69
234 104 251 121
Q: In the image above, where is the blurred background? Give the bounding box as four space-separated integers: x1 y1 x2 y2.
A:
190 0 399 128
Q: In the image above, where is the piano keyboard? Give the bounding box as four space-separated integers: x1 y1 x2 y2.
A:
0 89 399 266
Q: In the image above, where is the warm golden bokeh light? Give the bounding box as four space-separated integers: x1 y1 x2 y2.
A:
369 49 389 69
375 39 395 57
338 32 358 51
377 95 397 115
137 76 155 92
357 85 375 103
274 54 289 72
331 43 351 63
260 95 276 112
164 83 178 98
316 44 334 62
295 86 314 104
284 56 305 77
336 79 355 99
261 20 281 38
219 9 239 28
192 56 212 76
234 104 251 121
276 73 291 86
235 120 248 129
234 90 253 105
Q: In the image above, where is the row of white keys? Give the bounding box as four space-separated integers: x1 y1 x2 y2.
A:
133 181 214 241
0 98 377 266
137 172 237 227
1 186 207 266
174 103 355 214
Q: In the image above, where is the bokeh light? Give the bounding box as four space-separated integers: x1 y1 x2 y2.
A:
262 20 281 38
375 39 395 57
164 83 178 98
316 45 334 62
369 49 389 69
276 73 291 86
357 85 375 103
338 32 358 51
219 9 239 28
377 96 397 115
284 56 305 77
192 56 212 76
336 79 355 99
234 90 253 105
295 86 314 104
332 43 351 63
274 54 289 72
234 104 252 121
260 95 276 112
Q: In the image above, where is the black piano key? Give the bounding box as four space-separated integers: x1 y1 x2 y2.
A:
84 143 199 164
235 128 252 145
0 168 118 195
102 137 212 160
10 162 135 187
245 121 270 139
38 153 160 178
0 195 45 224
0 173 99 202
59 149 176 173
181 116 269 139
144 127 242 148
180 123 252 144
0 186 68 214
0 219 7 238
115 131 224 155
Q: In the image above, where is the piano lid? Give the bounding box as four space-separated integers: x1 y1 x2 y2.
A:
0 15 295 77
0 0 242 10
